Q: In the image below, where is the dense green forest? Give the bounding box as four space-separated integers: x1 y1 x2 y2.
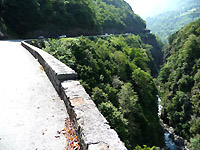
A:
0 0 145 38
1 0 165 149
146 0 200 44
3 0 200 149
39 34 164 149
158 19 200 149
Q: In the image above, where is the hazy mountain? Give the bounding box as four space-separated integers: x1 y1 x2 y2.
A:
146 0 200 43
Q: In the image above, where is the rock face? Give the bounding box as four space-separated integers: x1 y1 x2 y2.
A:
21 41 127 150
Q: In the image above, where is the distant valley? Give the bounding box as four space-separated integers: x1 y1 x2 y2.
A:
146 0 200 43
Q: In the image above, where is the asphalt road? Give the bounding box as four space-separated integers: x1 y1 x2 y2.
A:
0 41 68 150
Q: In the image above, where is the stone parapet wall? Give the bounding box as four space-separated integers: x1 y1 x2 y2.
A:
21 41 127 150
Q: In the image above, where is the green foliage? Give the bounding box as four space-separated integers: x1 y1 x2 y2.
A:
189 134 200 150
43 35 164 149
146 0 200 44
167 91 191 138
2 0 43 35
190 117 200 137
98 102 130 148
118 82 151 147
139 33 164 75
158 63 170 83
91 87 108 106
134 145 158 150
1 0 146 37
104 83 119 107
44 39 75 67
118 83 138 115
132 68 158 110
158 19 200 143
94 0 146 34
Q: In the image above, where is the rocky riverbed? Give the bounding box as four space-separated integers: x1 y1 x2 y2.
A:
158 97 189 150
163 124 189 150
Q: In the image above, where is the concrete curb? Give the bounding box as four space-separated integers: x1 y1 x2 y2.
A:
21 41 127 150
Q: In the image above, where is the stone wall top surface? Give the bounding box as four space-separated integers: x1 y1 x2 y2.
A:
21 41 77 81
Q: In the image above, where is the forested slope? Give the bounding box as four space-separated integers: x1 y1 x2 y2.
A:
1 0 166 149
158 19 200 149
146 0 200 44
94 0 146 34
0 0 145 38
41 35 165 149
0 0 163 73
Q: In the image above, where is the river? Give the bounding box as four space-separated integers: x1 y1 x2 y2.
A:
165 132 178 150
158 97 178 150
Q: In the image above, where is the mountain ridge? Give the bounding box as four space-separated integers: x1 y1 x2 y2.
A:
0 0 146 39
146 0 200 43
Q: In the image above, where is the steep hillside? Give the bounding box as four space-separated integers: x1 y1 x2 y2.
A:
0 0 146 38
41 35 165 149
158 19 200 149
94 0 146 34
146 0 200 43
139 33 163 76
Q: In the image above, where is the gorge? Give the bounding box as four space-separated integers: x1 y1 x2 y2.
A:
0 0 199 149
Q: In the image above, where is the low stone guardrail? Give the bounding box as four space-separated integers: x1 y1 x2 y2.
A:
21 41 127 150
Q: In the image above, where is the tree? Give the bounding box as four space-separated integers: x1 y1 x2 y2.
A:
113 51 128 80
189 134 200 150
91 87 108 106
158 19 200 142
37 0 53 24
42 35 165 149
2 0 43 36
98 102 130 148
132 68 158 111
118 83 138 115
